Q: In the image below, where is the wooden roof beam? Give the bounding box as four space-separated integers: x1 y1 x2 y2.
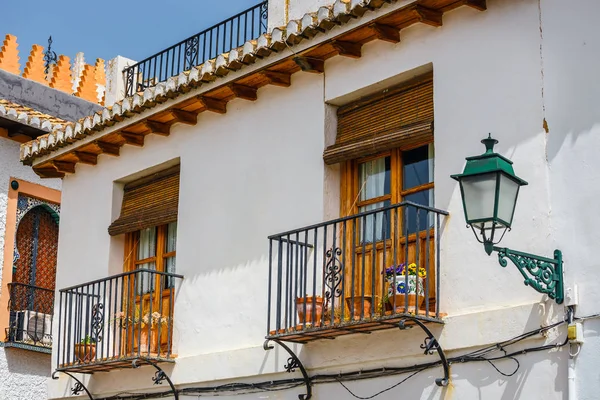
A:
34 165 65 179
293 56 325 74
118 131 145 147
95 141 121 156
463 0 486 11
168 109 198 125
139 120 171 136
368 23 400 43
229 84 258 101
52 160 76 174
411 5 443 27
73 151 98 165
260 70 292 87
197 96 228 114
331 40 362 59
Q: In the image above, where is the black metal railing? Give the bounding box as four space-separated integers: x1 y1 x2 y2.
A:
124 1 268 97
6 283 54 348
55 269 183 372
266 201 449 341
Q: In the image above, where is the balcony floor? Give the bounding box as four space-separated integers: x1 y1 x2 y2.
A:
57 353 176 374
267 309 445 343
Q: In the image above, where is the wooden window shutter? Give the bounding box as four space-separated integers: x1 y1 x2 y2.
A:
324 76 433 165
108 165 180 236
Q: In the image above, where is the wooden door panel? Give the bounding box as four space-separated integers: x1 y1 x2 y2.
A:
341 229 436 316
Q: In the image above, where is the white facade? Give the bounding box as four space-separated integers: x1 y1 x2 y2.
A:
0 136 60 399
45 0 600 399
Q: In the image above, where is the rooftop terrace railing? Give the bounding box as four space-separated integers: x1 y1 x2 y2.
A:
124 1 268 97
266 201 449 343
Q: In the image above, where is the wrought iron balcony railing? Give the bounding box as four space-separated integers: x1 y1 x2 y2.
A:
6 282 54 350
55 269 183 373
123 1 268 97
266 201 449 343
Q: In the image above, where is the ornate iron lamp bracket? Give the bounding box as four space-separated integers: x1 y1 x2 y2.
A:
132 358 179 400
398 317 449 387
264 339 312 400
52 371 94 399
492 247 564 304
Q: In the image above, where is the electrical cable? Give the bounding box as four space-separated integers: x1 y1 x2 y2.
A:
88 312 587 400
334 368 427 399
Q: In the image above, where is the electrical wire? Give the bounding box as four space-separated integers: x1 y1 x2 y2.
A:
334 368 427 399
89 312 581 400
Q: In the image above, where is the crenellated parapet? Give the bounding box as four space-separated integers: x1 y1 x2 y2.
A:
0 34 105 105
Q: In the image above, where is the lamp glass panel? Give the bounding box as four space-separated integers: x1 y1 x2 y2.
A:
460 173 498 224
497 174 520 226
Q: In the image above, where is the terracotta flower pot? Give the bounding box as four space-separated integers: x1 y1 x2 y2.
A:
296 296 323 325
74 343 96 363
345 296 373 320
134 326 159 353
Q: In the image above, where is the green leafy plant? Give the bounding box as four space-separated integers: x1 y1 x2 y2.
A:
80 335 96 345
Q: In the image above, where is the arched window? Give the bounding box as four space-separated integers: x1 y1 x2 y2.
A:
8 197 60 348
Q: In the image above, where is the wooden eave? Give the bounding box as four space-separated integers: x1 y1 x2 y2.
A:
23 0 486 178
0 116 48 143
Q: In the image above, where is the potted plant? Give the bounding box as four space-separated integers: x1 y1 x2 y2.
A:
112 310 170 354
384 262 426 313
344 295 374 320
74 335 96 363
296 296 323 326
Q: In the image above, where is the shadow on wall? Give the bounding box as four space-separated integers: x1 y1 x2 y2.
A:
0 348 51 398
450 305 567 400
3 348 51 376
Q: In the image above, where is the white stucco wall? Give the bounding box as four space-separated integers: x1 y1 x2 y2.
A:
540 0 600 399
0 347 52 400
48 0 600 399
0 136 61 399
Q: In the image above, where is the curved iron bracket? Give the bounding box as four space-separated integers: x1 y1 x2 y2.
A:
493 247 564 304
264 339 312 400
399 317 449 387
132 358 179 400
52 370 94 399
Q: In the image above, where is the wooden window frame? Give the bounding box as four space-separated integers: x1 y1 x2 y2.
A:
342 143 434 218
125 223 176 275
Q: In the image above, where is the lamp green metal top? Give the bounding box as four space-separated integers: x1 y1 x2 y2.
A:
450 134 528 186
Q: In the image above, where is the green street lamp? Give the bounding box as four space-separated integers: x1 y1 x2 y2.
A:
451 135 564 304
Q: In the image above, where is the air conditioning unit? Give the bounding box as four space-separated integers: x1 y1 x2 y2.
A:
14 310 52 346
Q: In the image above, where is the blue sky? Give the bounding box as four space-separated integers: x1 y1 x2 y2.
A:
1 0 261 67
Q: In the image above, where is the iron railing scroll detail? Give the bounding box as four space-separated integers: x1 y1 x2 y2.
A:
55 269 183 373
266 201 448 342
264 339 312 400
399 316 449 387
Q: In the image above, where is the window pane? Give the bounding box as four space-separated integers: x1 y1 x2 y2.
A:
165 222 177 253
137 227 157 260
164 256 176 289
403 145 434 190
359 200 391 243
136 227 157 295
359 157 391 201
404 189 434 234
136 262 155 295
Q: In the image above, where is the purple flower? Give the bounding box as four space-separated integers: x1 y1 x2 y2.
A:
383 263 406 277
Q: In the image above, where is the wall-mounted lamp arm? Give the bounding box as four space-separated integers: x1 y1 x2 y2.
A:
487 245 564 304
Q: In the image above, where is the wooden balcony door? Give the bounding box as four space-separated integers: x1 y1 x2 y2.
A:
340 146 436 316
124 222 177 356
